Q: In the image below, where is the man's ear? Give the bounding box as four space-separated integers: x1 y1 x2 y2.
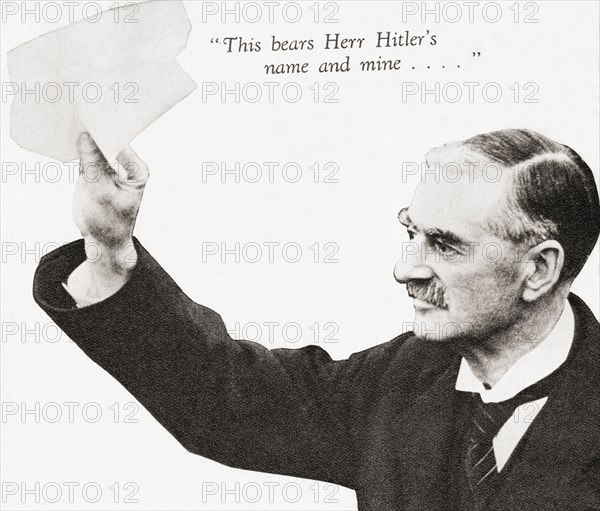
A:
521 240 565 302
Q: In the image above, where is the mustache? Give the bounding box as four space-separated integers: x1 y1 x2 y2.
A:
406 280 448 309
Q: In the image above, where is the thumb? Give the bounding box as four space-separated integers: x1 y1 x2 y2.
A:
116 145 149 186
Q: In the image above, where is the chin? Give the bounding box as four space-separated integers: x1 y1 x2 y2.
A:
411 308 464 342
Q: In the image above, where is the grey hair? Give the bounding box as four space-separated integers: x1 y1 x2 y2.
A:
464 129 599 282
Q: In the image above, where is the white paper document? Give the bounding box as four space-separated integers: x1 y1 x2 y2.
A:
7 0 197 162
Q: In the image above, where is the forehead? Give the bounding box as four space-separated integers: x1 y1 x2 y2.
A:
408 142 511 239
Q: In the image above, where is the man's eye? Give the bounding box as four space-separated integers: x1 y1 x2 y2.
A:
433 239 458 255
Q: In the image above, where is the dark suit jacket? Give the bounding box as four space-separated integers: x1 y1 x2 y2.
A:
33 238 600 511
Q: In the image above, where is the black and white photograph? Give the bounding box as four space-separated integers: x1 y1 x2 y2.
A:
1 1 599 510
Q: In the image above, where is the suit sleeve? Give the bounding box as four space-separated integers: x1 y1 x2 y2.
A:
33 238 412 488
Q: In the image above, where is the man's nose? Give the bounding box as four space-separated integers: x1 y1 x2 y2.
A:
394 241 435 283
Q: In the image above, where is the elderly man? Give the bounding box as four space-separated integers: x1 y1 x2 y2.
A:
34 129 599 510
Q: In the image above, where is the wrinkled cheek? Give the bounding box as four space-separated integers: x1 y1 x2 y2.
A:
446 279 495 325
452 278 517 335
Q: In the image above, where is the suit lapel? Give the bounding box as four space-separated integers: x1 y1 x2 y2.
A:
491 294 600 510
396 358 462 510
358 353 461 511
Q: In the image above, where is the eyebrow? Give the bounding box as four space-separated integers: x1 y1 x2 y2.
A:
397 207 468 247
425 227 468 248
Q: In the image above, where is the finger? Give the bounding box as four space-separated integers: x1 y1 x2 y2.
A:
77 132 111 178
116 145 149 185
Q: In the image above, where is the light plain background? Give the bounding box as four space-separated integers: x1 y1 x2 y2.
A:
1 1 599 509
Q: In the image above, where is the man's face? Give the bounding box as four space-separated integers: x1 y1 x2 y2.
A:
394 142 526 342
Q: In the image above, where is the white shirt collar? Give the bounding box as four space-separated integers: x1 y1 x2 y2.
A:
455 301 575 403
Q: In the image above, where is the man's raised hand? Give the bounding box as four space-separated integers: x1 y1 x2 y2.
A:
73 132 149 269
66 133 149 305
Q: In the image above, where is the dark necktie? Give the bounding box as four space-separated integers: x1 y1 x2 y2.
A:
464 369 561 510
